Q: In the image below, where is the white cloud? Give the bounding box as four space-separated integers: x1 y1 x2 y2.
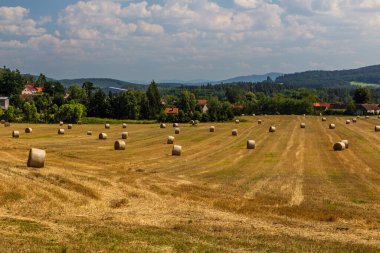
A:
234 0 261 9
0 6 46 36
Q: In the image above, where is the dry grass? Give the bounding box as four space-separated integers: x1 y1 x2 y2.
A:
0 116 380 252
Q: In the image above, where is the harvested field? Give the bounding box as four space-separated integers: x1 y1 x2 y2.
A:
0 116 380 252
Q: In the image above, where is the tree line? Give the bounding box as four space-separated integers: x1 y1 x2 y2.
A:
0 67 379 123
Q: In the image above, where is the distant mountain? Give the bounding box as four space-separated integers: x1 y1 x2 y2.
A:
276 65 380 88
218 72 283 84
59 78 146 90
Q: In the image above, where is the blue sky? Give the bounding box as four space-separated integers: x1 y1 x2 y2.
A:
1 0 380 82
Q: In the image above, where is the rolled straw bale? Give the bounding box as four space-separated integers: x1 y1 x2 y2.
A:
375 126 380 132
300 123 306 128
258 120 262 124
247 140 256 149
160 123 166 128
4 122 10 127
59 121 63 126
322 117 327 122
333 142 346 151
341 140 349 149
114 140 126 150
25 128 32 133
346 120 351 125
99 133 107 140
122 123 127 128
190 120 195 125
365 116 369 119
0 120 4 124
303 114 306 117
174 128 180 134
352 118 357 123
252 114 256 116
232 129 238 136
210 126 215 132
67 124 72 129
12 130 19 138
269 126 276 132
121 132 128 139
194 120 199 125
105 123 110 129
235 120 240 124
87 131 92 135
329 124 336 129
58 129 65 135
172 145 182 156
167 136 175 144
27 148 45 168
173 123 179 127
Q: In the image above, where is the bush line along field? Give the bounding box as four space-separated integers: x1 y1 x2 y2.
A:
0 116 380 252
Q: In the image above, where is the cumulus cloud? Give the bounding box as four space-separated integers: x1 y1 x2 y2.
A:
0 6 46 36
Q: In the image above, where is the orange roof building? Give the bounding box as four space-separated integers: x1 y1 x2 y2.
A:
165 107 179 114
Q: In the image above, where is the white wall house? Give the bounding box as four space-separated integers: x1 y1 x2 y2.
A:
0 97 9 110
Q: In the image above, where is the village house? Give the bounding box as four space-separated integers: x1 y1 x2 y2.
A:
356 104 380 115
197 99 208 113
165 107 179 114
21 83 43 99
0 97 9 110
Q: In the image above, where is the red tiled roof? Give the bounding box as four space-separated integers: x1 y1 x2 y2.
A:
165 108 179 114
36 87 44 92
357 104 380 111
197 99 208 106
313 102 331 108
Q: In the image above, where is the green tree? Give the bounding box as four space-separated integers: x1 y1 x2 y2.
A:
35 73 47 87
68 84 85 102
23 102 39 121
0 67 24 96
56 103 86 123
146 80 161 118
178 90 196 115
353 87 371 104
4 105 16 122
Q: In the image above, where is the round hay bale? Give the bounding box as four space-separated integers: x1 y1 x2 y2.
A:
12 130 19 138
303 114 306 117
352 118 357 123
378 115 380 118
87 131 92 135
4 122 10 127
174 128 180 134
99 133 107 140
346 120 351 125
114 140 126 150
235 119 240 124
27 148 45 168
67 124 72 129
252 114 256 116
0 120 4 124
269 126 276 132
333 142 346 151
300 123 306 128
365 116 369 119
194 120 199 125
58 129 65 135
167 136 175 144
121 132 128 139
210 126 215 132
190 120 195 125
247 140 255 149
59 121 64 126
258 120 262 124
232 129 238 136
122 123 127 128
25 127 32 133
322 117 327 122
329 124 336 129
341 139 349 149
375 126 380 132
160 123 166 128
172 145 182 156
173 123 179 127
105 123 110 129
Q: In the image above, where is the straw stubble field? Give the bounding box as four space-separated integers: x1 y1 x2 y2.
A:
0 116 380 252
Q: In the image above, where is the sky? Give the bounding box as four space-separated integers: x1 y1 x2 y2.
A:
1 0 380 82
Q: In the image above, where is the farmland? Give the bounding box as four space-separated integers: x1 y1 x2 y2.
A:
0 116 380 252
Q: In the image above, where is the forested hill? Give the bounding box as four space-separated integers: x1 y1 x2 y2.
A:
276 65 380 88
59 78 146 90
